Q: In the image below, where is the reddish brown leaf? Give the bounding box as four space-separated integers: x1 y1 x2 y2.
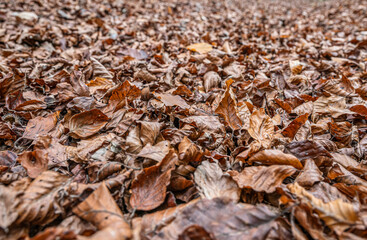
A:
130 151 176 211
282 113 309 139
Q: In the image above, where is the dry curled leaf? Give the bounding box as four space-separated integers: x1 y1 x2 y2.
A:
282 113 309 140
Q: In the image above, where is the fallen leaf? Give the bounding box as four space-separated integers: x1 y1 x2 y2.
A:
288 182 359 231
155 93 190 109
194 161 240 201
229 165 297 193
214 81 243 130
130 151 176 211
248 149 303 169
73 182 132 239
187 43 213 54
282 113 309 140
68 109 109 139
248 108 274 148
295 159 323 187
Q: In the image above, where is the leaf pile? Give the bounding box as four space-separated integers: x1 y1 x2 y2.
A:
0 0 367 239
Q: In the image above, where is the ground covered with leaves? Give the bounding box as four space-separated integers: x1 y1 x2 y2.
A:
0 0 367 239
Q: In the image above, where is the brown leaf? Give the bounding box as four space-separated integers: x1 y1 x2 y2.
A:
248 108 274 148
178 136 203 164
194 161 240 201
130 151 176 211
214 81 242 130
68 109 109 139
17 149 48 178
229 165 297 193
109 80 141 106
0 121 15 140
285 140 332 161
87 77 115 96
0 185 18 230
181 116 225 133
73 182 132 240
66 133 117 162
288 182 359 231
350 105 367 118
137 141 171 162
248 149 303 169
23 112 59 140
282 113 309 140
187 43 213 54
295 159 323 187
142 198 291 240
15 171 69 226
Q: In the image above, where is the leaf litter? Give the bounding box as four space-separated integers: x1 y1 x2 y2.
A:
0 0 367 239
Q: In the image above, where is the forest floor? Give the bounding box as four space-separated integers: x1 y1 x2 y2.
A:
0 0 367 239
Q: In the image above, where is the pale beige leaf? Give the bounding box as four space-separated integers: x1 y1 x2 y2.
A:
194 161 240 201
187 43 213 54
248 108 274 148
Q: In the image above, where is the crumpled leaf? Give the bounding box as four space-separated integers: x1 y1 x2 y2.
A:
229 165 297 193
194 161 240 201
68 109 109 139
295 159 323 187
87 77 115 96
155 93 190 109
203 71 221 92
0 122 15 140
0 185 18 230
17 149 48 178
248 108 274 148
14 171 69 226
90 57 113 80
23 112 59 140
